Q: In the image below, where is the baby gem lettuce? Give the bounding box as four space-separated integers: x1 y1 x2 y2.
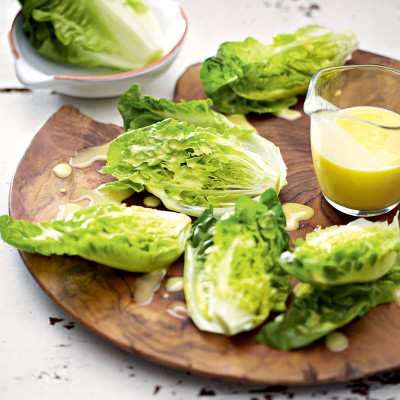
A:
184 189 291 336
0 203 191 272
258 213 400 350
19 0 164 70
257 266 400 350
103 118 287 217
117 84 287 185
278 215 400 288
200 25 358 114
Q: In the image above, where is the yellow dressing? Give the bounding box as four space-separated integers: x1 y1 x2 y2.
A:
143 195 161 208
166 301 187 319
325 332 349 352
273 108 302 121
165 277 183 292
53 163 72 179
282 203 314 231
312 106 400 211
134 270 166 305
293 282 313 298
337 107 400 165
69 183 133 206
56 203 83 220
394 288 400 309
226 114 258 132
70 142 110 168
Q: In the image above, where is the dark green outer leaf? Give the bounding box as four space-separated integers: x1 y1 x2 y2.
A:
257 266 400 350
118 84 235 132
200 25 358 114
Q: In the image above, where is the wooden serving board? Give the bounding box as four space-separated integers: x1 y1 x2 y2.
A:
9 50 400 385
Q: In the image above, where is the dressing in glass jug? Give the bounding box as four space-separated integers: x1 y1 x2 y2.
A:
304 64 400 217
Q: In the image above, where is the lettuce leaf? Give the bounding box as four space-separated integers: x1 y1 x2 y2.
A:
0 203 191 272
117 85 287 191
184 189 291 336
278 214 400 288
118 84 238 133
102 118 286 216
257 266 400 350
200 25 358 114
19 0 164 70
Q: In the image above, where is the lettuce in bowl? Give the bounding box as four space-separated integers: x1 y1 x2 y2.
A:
19 0 164 70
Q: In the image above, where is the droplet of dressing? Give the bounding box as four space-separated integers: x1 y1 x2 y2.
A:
59 188 67 194
134 269 166 305
53 163 72 179
70 141 111 169
325 332 349 352
282 203 314 231
166 302 187 319
334 89 342 97
165 277 183 292
293 282 313 298
394 287 400 308
143 196 161 208
273 108 302 121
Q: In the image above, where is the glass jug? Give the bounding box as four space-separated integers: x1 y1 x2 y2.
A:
304 64 400 217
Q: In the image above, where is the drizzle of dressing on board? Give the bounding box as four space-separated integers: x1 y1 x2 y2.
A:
69 183 133 206
273 108 302 121
57 203 83 220
57 182 132 220
165 277 183 292
134 270 166 304
226 114 258 132
70 142 111 169
166 301 188 319
282 203 314 231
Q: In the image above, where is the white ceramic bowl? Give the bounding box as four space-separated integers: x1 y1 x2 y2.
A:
9 0 187 98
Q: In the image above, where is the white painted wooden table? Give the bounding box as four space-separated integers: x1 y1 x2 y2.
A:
1 1 400 399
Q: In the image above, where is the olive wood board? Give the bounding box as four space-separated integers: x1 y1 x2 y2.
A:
9 50 400 385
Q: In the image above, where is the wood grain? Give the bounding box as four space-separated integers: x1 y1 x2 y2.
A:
9 50 400 385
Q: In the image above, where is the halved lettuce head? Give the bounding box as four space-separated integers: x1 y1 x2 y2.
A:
102 119 286 217
184 189 291 336
200 25 358 114
116 85 287 192
257 266 400 350
19 0 164 70
0 203 191 272
278 214 400 288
